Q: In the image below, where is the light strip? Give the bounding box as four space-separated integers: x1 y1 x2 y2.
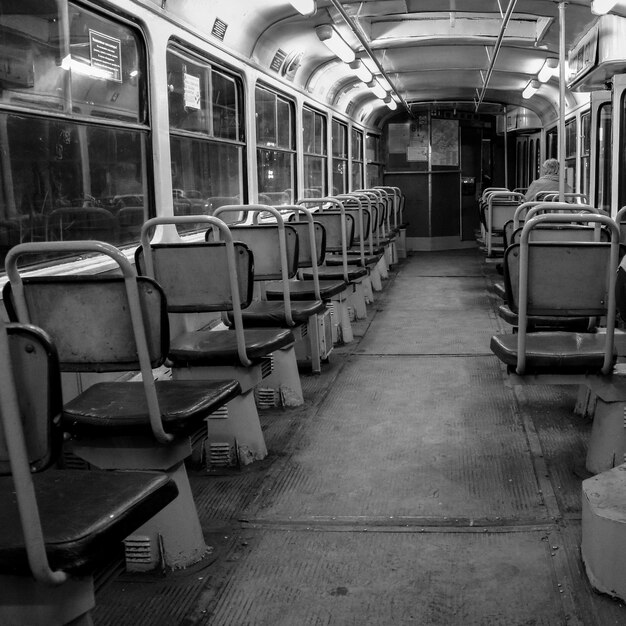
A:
591 0 619 15
316 25 355 63
289 0 317 15
522 79 540 99
384 96 398 110
538 58 559 83
368 80 387 99
348 60 372 84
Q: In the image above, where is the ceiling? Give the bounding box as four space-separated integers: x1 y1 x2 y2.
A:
165 0 626 126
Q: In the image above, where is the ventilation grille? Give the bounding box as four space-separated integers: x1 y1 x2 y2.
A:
270 49 287 73
124 535 160 571
206 441 235 467
301 323 308 337
255 387 281 409
211 18 228 41
260 355 273 379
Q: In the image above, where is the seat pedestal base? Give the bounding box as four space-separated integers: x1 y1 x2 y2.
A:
582 465 626 602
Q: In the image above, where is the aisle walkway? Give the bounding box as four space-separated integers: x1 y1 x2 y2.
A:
95 250 626 625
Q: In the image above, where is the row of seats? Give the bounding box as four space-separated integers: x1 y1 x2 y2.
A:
483 194 626 603
477 186 589 258
0 186 404 624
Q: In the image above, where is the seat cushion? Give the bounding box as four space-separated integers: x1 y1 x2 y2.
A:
228 300 326 327
490 332 616 374
325 253 381 267
492 281 506 301
168 328 295 367
0 470 177 576
265 279 348 301
301 266 368 281
62 379 241 436
497 305 593 332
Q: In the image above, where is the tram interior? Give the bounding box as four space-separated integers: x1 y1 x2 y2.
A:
5 0 626 624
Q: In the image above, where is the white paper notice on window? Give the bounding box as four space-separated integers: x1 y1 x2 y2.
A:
183 73 201 110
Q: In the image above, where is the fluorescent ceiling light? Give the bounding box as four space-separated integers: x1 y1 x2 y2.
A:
348 60 372 84
522 79 540 99
316 25 355 63
368 80 387 99
538 58 559 82
591 0 618 15
377 75 392 91
384 96 398 110
289 0 316 15
361 57 378 73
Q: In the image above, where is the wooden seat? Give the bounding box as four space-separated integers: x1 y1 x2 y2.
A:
4 240 242 571
0 321 178 624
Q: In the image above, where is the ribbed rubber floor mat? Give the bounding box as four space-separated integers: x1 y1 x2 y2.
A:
190 528 565 626
402 249 486 277
358 276 498 355
515 384 589 515
246 355 546 522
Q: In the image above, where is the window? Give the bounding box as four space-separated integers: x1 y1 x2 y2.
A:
256 86 295 206
167 47 244 229
302 107 327 198
366 134 382 187
351 128 364 190
580 111 591 201
596 102 612 212
564 117 577 191
546 127 558 160
332 120 348 194
0 1 149 267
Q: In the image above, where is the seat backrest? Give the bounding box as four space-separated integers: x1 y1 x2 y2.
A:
504 241 616 316
509 224 609 246
285 220 326 267
226 224 298 280
313 212 355 253
206 197 246 223
135 242 254 313
3 276 168 372
0 323 62 476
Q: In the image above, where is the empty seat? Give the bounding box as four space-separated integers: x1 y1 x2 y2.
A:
0 320 178 624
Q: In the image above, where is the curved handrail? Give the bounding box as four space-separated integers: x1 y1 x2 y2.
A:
0 322 68 586
213 205 294 327
6 241 174 445
299 197 350 283
140 215 253 366
278 205 322 301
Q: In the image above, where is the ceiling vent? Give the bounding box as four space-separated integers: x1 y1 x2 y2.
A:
211 18 228 41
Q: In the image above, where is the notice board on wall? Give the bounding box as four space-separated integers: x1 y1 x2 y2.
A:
431 118 459 167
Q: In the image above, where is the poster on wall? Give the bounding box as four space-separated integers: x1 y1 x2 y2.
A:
407 116 428 162
431 118 459 166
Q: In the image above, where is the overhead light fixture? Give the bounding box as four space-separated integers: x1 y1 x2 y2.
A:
368 80 387 99
522 79 540 99
348 59 372 84
384 96 398 111
538 58 559 82
315 25 355 63
591 0 618 15
376 75 392 91
289 0 317 15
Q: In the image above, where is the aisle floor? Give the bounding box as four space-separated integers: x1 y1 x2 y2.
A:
94 249 626 625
